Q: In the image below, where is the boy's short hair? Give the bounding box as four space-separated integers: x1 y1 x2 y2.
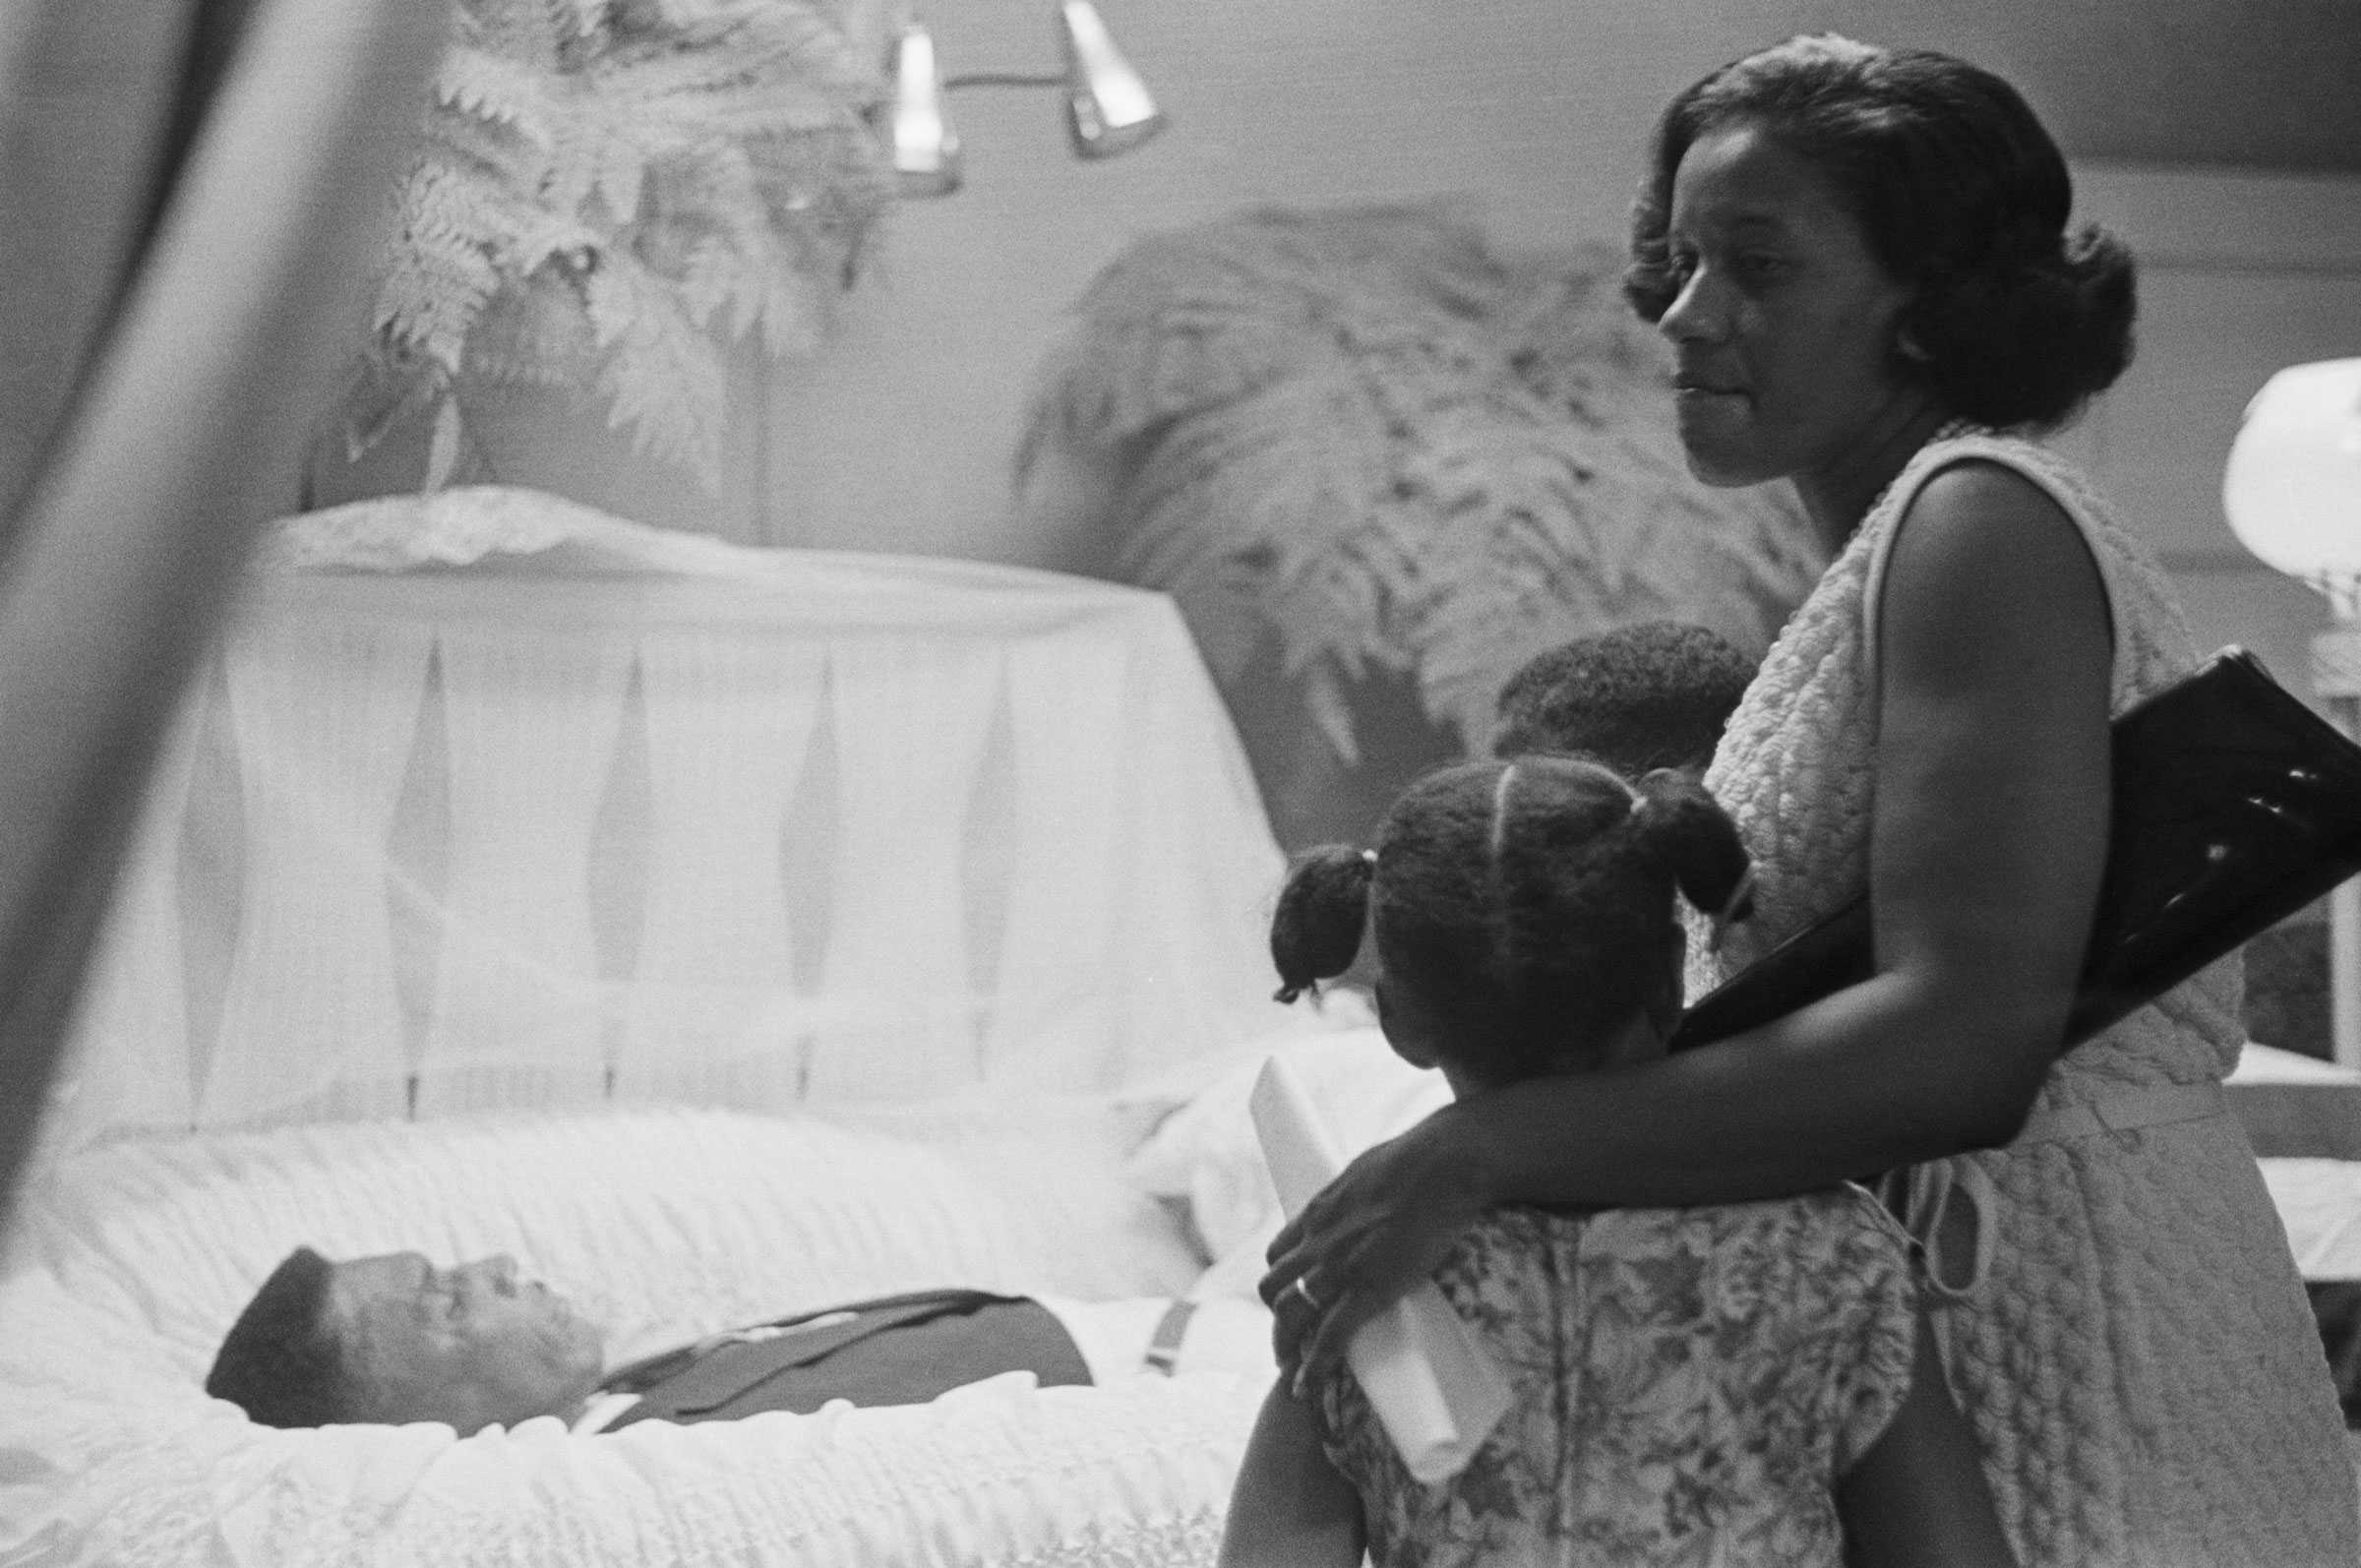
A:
1493 621 1755 776
204 1246 352 1427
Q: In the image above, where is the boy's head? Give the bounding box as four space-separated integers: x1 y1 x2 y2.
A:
1269 754 1753 1086
1492 621 1755 777
207 1247 604 1434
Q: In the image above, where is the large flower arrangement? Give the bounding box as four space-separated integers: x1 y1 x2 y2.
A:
338 0 893 493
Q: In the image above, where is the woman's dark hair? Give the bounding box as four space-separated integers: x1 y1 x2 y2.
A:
204 1246 355 1427
1270 756 1751 1081
1624 33 2135 431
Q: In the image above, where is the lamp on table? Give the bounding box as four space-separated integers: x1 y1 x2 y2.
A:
2225 358 2361 1067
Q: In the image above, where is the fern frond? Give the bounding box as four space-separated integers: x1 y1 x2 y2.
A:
645 133 868 352
1120 372 1407 691
424 102 556 202
1023 203 1511 456
581 254 730 485
434 45 559 145
531 82 652 227
454 0 591 72
374 161 524 372
632 0 755 30
650 137 768 260
1398 391 1817 751
1017 207 1826 764
593 7 876 118
464 266 601 387
1499 242 1678 428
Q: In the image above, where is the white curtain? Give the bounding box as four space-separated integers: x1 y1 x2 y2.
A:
205 617 435 1123
37 494 1301 1152
983 623 1132 1088
417 626 636 1114
805 637 1006 1100
614 631 822 1101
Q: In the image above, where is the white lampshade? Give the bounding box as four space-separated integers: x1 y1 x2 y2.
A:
1058 1 1167 159
2223 358 2361 621
887 22 961 198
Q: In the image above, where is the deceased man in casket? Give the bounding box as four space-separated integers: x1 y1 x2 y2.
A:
208 1246 1269 1434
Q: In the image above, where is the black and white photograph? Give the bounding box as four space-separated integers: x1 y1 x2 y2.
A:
2 3 2358 1564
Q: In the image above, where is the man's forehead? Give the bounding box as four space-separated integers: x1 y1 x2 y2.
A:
334 1252 428 1295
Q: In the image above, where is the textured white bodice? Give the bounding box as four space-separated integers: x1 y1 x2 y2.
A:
1694 426 2245 1111
1690 427 2355 1568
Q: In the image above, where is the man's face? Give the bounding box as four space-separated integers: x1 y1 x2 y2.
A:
325 1252 605 1434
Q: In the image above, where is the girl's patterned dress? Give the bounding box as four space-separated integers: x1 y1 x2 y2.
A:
1692 425 2359 1567
1315 1189 1916 1567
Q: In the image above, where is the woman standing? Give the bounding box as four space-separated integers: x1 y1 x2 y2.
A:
1262 35 2356 1567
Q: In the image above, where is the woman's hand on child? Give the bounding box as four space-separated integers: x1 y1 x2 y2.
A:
1259 1105 1492 1391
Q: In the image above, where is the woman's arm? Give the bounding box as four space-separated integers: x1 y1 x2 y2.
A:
1836 1303 2018 1568
1217 1382 1366 1568
1267 463 2114 1370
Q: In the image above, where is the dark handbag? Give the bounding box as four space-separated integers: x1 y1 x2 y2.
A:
1671 647 2361 1053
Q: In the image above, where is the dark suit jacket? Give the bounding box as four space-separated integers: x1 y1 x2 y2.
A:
598 1289 1092 1427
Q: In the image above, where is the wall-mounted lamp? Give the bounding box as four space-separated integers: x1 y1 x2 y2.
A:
2224 357 2361 1065
886 3 1169 199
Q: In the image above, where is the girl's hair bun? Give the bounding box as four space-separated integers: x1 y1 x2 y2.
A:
1269 844 1376 1002
1632 769 1753 921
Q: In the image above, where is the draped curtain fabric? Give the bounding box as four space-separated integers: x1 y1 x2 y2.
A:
0 0 448 1217
39 500 1299 1156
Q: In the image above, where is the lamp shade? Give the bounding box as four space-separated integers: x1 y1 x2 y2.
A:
888 22 961 198
2224 358 2361 620
1058 1 1166 159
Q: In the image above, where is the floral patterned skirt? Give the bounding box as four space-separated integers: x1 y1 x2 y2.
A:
1313 1191 1916 1568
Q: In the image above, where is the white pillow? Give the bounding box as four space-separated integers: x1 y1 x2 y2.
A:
1126 1027 1453 1267
2259 1158 2361 1279
1111 989 1381 1137
825 1091 1208 1300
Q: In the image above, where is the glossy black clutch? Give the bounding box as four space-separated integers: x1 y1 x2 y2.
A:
1670 647 2361 1053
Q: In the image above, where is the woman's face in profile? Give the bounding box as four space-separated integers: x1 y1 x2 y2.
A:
1654 120 1922 494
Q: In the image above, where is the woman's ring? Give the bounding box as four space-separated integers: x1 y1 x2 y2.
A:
1292 1275 1321 1311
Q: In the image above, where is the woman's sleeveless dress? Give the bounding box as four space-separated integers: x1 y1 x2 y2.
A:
1695 426 2358 1567
1316 1191 1917 1567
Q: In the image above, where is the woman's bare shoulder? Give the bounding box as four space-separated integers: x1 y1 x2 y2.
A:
1882 455 2107 677
1905 456 2084 568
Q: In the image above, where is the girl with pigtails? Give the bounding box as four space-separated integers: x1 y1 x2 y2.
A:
1218 754 2013 1568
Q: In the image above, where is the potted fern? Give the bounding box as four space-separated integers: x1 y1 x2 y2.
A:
332 0 893 497
1014 204 1826 850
